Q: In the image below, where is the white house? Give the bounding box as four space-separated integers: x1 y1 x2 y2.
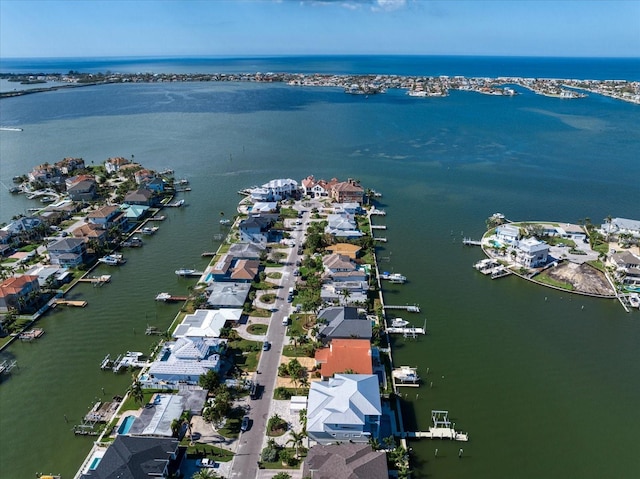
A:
143 337 226 387
250 178 298 201
516 237 549 268
496 224 520 244
307 374 382 445
601 218 640 238
325 213 363 239
173 309 242 338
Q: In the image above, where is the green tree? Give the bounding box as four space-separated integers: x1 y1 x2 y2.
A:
286 429 306 458
192 469 219 479
128 374 145 406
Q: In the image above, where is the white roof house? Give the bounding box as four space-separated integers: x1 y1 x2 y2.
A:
144 337 226 387
601 218 640 238
173 308 242 338
307 374 382 445
250 178 299 201
496 224 520 244
516 237 549 268
325 213 363 238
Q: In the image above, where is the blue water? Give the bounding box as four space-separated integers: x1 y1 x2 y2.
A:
1 55 639 80
117 415 135 435
0 55 639 479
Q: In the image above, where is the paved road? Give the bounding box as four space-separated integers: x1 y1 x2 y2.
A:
230 207 308 478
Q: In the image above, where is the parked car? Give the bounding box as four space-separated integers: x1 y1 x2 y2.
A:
241 416 250 432
262 341 270 351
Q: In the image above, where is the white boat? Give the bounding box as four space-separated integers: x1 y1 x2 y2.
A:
629 293 640 309
98 254 125 266
381 272 407 283
219 218 231 225
155 292 172 301
391 318 410 328
392 366 420 383
141 226 159 235
175 268 202 277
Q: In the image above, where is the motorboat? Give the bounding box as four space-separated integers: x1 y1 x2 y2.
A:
629 293 640 309
392 366 420 383
391 318 410 328
219 218 231 225
381 272 407 283
196 458 216 468
155 292 172 301
98 254 125 265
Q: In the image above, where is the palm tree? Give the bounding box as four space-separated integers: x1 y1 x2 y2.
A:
286 429 306 459
192 470 219 479
128 374 145 406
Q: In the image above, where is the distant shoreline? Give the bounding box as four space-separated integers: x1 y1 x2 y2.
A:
1 71 638 104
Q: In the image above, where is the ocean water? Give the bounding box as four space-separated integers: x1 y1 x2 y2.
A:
0 56 639 479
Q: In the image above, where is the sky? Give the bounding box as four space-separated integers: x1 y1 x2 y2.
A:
0 0 638 58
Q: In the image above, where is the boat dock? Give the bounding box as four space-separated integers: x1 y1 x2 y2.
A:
371 224 387 230
148 215 166 221
384 304 420 312
392 366 420 386
463 238 482 246
0 359 18 377
373 237 387 242
111 351 149 373
77 274 111 286
201 251 216 257
386 326 425 336
370 208 386 216
404 410 469 441
145 326 163 335
155 292 188 302
474 259 512 279
54 299 88 307
175 269 204 277
19 328 45 341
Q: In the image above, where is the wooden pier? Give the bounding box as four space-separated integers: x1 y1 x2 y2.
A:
19 328 45 341
201 251 216 257
373 237 387 242
463 238 482 246
385 304 420 313
0 359 17 376
371 224 387 230
404 410 469 441
77 274 111 286
54 299 88 307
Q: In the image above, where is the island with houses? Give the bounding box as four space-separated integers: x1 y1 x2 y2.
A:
470 213 640 311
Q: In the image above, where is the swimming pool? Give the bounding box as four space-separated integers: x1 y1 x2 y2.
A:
117 415 135 435
89 457 101 470
205 272 214 282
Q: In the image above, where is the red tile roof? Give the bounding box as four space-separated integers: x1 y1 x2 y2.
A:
314 339 372 378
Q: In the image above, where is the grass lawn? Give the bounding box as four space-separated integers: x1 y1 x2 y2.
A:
587 260 606 272
245 307 272 318
182 442 235 462
120 389 175 412
227 339 261 371
267 272 282 280
274 387 309 400
259 447 304 470
282 344 315 358
247 323 268 335
534 273 575 291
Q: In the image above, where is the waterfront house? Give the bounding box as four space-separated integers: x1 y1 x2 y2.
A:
79 435 179 479
55 156 85 175
333 202 362 215
302 443 388 479
66 175 97 201
325 213 363 239
25 264 71 288
2 216 46 244
134 168 156 186
496 224 521 244
72 223 109 245
144 337 226 387
126 394 185 437
0 275 41 313
330 179 365 204
87 205 128 232
301 175 332 198
317 306 372 345
47 237 87 267
314 339 373 380
609 251 640 285
104 156 131 174
207 254 234 281
322 253 368 282
230 259 260 282
173 308 242 338
227 242 266 259
29 163 63 186
143 177 165 193
205 282 250 309
121 204 150 222
320 280 369 306
307 374 382 445
250 178 299 201
515 237 549 268
123 188 159 207
238 215 274 244
325 243 362 260
600 217 640 238
250 201 278 214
